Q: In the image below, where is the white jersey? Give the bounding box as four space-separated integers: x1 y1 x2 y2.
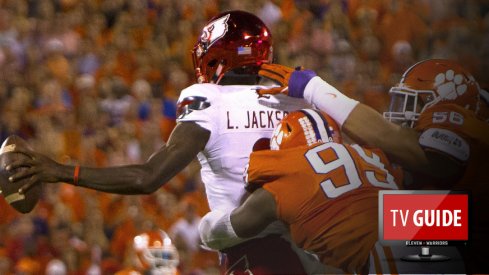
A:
177 83 310 211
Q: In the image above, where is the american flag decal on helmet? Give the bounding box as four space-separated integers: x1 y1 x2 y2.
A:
237 46 252 55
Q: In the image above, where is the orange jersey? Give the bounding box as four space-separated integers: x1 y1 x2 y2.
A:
415 103 489 203
246 143 401 273
416 103 489 272
416 103 489 164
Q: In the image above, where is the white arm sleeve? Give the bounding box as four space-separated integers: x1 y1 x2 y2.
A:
199 209 246 250
303 76 359 126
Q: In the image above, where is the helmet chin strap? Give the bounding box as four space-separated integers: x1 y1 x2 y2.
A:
480 89 489 104
195 68 206 84
212 63 225 84
218 72 260 85
404 111 417 120
403 111 418 128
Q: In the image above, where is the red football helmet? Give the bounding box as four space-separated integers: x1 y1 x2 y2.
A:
192 10 273 84
133 230 179 274
384 59 481 127
270 109 341 150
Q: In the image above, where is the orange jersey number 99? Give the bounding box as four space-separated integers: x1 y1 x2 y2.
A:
305 143 398 198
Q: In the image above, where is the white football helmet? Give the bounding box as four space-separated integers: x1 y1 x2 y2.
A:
133 230 179 275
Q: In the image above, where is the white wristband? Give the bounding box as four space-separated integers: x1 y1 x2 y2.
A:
303 76 359 126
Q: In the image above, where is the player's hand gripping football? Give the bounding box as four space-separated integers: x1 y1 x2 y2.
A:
6 148 63 194
258 64 317 98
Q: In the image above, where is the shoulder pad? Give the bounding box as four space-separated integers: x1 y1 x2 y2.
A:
417 104 469 130
419 128 470 162
176 96 211 119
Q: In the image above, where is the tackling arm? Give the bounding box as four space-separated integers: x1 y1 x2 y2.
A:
308 78 464 180
343 104 428 173
199 188 278 250
231 188 278 238
10 122 210 195
258 64 463 180
309 80 464 180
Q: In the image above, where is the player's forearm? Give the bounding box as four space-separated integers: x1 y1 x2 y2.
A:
303 78 434 173
343 104 429 171
66 164 160 194
70 143 195 194
68 122 208 194
302 77 427 170
345 105 464 180
231 188 278 238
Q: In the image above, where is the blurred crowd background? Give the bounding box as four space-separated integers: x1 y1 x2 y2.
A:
0 0 488 274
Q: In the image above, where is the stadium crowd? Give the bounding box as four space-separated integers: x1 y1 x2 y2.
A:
0 0 488 274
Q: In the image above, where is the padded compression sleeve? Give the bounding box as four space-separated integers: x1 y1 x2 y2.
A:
199 209 245 250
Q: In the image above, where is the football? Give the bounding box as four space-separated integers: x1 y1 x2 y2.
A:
0 135 41 214
252 138 271 152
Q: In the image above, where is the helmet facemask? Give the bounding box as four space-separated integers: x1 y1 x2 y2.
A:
383 85 435 128
133 230 179 274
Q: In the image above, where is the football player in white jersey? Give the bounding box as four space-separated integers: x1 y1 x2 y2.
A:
9 10 326 274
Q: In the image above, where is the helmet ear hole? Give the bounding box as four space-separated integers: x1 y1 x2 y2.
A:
207 59 218 68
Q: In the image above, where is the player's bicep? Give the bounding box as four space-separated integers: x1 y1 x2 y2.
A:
231 188 278 238
144 122 210 189
148 122 209 160
167 121 210 150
